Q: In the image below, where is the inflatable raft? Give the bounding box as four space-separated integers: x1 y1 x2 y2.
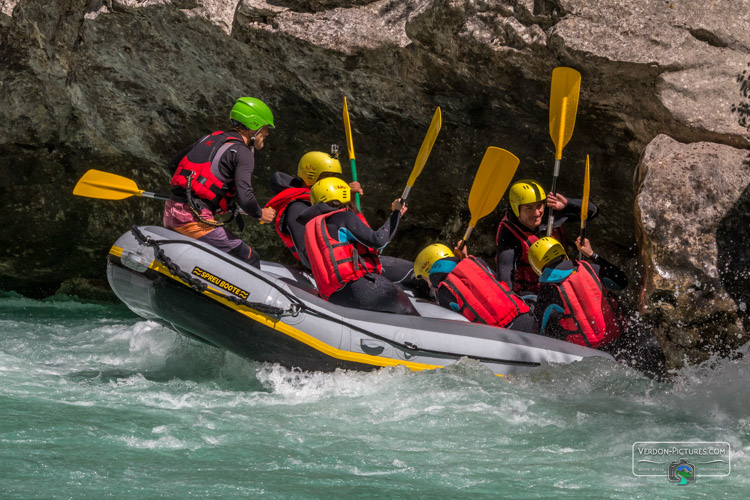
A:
106 226 615 376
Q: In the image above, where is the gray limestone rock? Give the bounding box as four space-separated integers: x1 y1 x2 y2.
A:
635 134 750 367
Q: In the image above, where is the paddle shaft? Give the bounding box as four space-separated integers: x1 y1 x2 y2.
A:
342 97 361 210
350 158 360 209
143 191 169 201
546 95 569 236
546 158 561 236
459 227 474 250
579 221 587 260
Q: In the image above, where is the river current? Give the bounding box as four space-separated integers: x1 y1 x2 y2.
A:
0 291 747 498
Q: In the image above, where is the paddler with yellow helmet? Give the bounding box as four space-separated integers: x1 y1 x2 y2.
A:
412 242 538 332
495 179 598 295
298 177 418 315
267 151 362 268
529 236 627 347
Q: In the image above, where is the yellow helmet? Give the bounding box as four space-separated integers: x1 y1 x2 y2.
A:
297 151 343 186
414 244 455 280
528 237 568 276
508 179 546 217
310 177 351 205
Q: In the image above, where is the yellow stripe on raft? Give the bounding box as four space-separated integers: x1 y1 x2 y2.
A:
108 246 481 374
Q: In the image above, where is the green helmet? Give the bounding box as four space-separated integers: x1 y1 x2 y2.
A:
230 97 275 131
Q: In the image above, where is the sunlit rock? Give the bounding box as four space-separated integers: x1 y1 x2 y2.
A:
635 134 750 367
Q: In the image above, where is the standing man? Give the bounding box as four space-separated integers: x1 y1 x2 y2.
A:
164 97 277 268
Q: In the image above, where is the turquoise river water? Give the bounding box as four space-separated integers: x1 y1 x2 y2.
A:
0 291 747 498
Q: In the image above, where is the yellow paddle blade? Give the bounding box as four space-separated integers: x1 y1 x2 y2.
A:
549 67 581 160
343 96 355 160
581 154 590 223
73 169 144 200
405 107 441 189
467 147 520 228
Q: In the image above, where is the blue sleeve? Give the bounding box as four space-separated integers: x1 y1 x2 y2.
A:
333 210 401 249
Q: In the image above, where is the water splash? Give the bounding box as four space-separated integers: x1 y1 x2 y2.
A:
1 295 747 498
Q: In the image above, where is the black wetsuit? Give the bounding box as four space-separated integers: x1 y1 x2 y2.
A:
298 202 419 316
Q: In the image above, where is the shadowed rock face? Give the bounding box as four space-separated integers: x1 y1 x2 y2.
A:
1 0 748 367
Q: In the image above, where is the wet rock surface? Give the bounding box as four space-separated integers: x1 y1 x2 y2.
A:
1 0 749 368
635 134 750 367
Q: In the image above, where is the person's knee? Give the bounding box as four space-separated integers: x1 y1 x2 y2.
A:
228 243 261 269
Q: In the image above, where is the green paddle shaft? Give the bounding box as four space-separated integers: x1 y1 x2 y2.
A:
350 158 360 209
343 96 361 210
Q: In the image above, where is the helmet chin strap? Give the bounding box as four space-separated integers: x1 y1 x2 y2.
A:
249 130 259 146
241 127 261 147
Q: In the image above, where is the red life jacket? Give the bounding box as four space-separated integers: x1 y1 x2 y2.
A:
438 257 529 327
170 131 245 213
496 212 566 294
554 261 623 348
304 209 382 299
265 187 311 261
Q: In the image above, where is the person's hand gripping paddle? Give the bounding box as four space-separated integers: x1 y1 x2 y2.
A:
459 147 520 249
400 107 442 204
342 96 361 210
546 67 581 236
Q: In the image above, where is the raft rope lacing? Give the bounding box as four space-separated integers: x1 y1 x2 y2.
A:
130 225 301 317
126 226 541 367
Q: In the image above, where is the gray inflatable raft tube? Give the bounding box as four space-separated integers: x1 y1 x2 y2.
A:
106 226 614 377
